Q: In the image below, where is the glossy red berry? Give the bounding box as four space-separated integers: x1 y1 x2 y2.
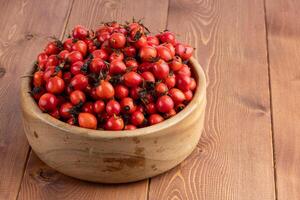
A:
81 102 94 113
33 71 44 87
148 114 164 125
109 60 126 74
109 52 124 62
176 75 191 91
70 74 88 91
46 76 65 94
43 66 63 82
145 103 157 114
168 88 186 105
59 102 73 119
184 90 193 102
44 41 61 55
164 108 176 119
147 35 159 46
70 90 86 105
139 46 157 62
141 71 155 82
189 78 197 91
175 103 185 112
155 82 168 95
123 46 136 57
63 38 73 52
123 71 143 87
157 31 176 45
46 55 59 67
156 95 174 113
120 97 136 114
134 35 147 49
164 74 176 89
124 124 137 130
139 62 153 72
181 44 194 60
135 105 145 114
89 58 106 74
58 50 69 60
175 43 193 60
37 53 48 69
115 84 129 99
164 43 175 57
129 87 141 100
38 93 58 112
92 49 109 60
67 51 83 64
31 87 45 101
169 56 183 71
176 64 191 77
72 40 88 56
131 111 145 126
109 33 126 49
93 100 105 114
105 116 124 130
49 109 60 119
70 61 85 75
125 59 138 70
106 99 121 116
78 112 97 129
156 45 172 61
96 80 115 99
152 59 170 80
72 25 88 39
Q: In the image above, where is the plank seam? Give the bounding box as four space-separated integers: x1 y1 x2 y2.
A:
263 0 278 199
60 0 75 40
146 179 151 200
15 147 31 200
166 0 171 29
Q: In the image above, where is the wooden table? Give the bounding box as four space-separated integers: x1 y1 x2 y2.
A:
0 0 299 199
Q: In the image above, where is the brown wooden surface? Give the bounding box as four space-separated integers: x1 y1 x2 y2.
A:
265 0 300 199
0 0 73 199
0 0 299 199
18 152 148 200
149 0 275 199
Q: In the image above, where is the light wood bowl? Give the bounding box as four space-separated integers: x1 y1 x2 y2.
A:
20 57 206 183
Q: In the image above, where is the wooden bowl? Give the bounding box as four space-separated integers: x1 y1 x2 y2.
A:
20 57 206 183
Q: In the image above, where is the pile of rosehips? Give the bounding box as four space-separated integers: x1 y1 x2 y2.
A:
31 20 196 130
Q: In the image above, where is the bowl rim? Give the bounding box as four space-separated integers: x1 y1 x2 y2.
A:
20 57 206 139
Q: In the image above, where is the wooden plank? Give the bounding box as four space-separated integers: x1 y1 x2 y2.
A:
0 1 72 199
18 0 169 199
65 0 169 36
18 152 148 200
265 0 300 199
149 0 276 199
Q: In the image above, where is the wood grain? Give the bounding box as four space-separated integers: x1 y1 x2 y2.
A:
18 152 148 200
265 0 300 199
66 0 169 37
0 0 72 199
149 0 276 199
18 0 169 199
